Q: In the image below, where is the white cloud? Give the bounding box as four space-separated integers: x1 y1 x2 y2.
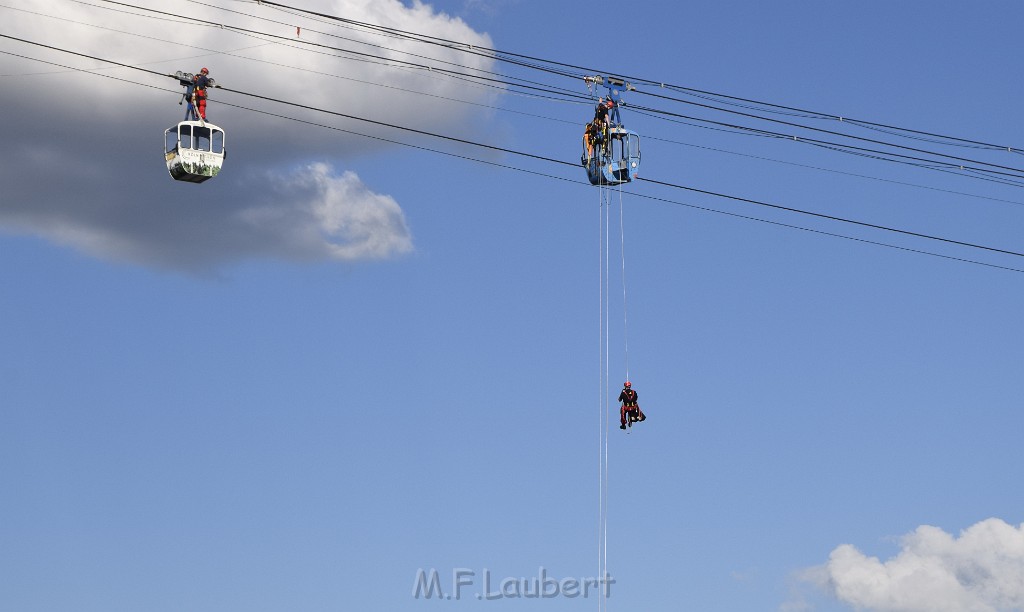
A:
241 162 413 262
0 0 496 271
799 518 1024 612
1 161 411 272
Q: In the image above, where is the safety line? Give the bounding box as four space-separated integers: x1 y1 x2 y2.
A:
619 183 630 383
597 181 610 612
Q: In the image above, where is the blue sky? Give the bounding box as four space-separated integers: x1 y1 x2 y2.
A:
3 1 1024 611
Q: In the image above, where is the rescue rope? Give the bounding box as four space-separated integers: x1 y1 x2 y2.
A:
597 145 636 610
598 180 610 612
618 184 630 383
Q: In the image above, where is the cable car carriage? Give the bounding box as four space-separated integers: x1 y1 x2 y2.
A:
583 126 640 186
582 75 641 186
164 120 225 183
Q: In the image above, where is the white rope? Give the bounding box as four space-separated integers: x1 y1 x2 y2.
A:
603 186 610 612
597 179 632 612
596 180 603 612
598 184 610 612
592 92 639 612
618 184 630 383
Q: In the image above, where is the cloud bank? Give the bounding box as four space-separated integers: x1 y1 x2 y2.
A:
801 518 1024 612
0 0 497 271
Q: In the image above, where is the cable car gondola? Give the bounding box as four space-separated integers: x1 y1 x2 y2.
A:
163 120 225 183
582 75 641 186
583 126 641 186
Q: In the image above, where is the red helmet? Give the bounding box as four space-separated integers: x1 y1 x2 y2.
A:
624 381 631 388
200 67 209 74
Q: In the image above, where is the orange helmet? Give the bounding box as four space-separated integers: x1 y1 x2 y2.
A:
200 67 209 74
624 381 631 388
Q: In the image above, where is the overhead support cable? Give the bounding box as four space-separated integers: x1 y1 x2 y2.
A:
234 0 1024 155
57 1 1024 179
637 176 1024 259
631 89 1024 178
2 33 1021 273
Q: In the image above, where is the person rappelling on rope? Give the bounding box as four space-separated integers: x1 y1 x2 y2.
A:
619 381 646 429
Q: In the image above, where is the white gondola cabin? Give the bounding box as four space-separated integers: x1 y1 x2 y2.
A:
164 121 225 183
